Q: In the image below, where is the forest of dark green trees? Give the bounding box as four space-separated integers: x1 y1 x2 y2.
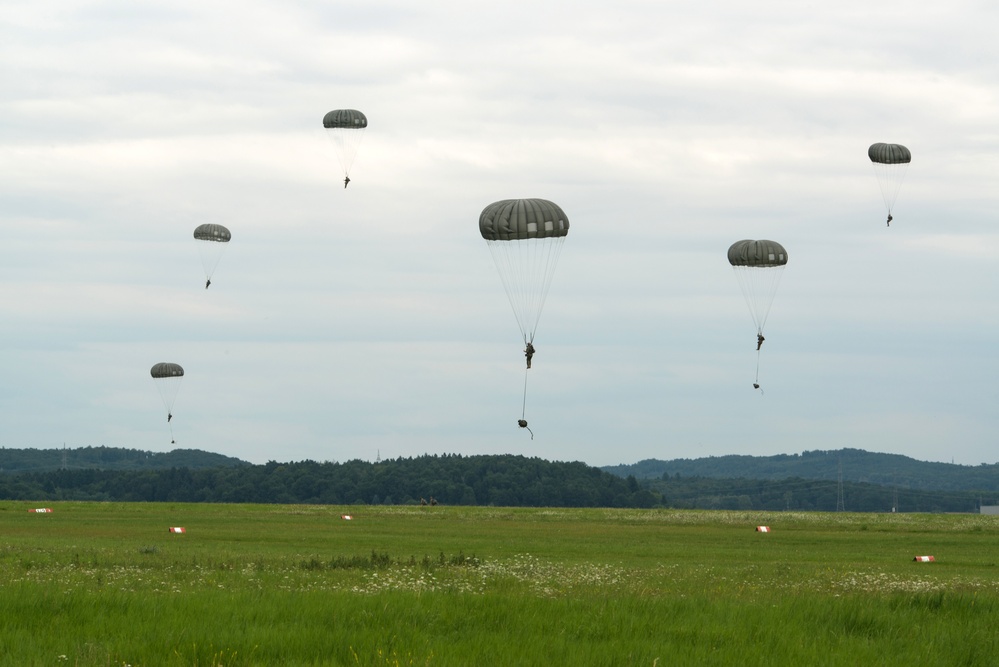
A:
0 446 246 474
0 454 655 507
1 448 995 512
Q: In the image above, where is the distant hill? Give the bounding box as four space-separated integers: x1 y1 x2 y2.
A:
602 448 999 493
0 446 248 474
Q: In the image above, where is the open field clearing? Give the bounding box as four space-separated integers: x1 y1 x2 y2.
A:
2 503 998 665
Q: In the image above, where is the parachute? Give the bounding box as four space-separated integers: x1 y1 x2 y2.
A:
728 240 788 390
323 109 367 187
480 198 569 433
150 362 184 443
193 224 231 289
479 198 569 347
868 143 911 226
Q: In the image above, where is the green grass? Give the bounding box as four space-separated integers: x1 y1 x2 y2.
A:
1 503 998 665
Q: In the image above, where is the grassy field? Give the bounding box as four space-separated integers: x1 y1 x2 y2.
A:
1 502 998 666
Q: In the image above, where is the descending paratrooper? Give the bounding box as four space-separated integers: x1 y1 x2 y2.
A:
323 109 367 188
480 198 570 436
868 143 911 228
728 239 788 392
193 223 231 289
150 362 184 444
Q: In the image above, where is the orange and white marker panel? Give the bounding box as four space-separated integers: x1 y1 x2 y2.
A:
29 508 53 513
341 514 353 520
756 526 770 532
913 555 934 562
168 527 186 533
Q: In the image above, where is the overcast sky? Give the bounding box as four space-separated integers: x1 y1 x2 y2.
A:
2 0 998 468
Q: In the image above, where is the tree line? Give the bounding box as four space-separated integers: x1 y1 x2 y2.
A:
0 454 655 507
0 453 991 512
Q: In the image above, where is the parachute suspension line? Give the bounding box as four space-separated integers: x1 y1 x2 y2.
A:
517 372 534 439
732 266 785 334
323 132 363 181
753 348 765 395
487 234 566 343
521 368 529 420
487 241 527 338
529 234 566 341
871 161 909 215
195 241 229 284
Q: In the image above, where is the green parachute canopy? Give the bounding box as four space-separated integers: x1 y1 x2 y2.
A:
150 362 184 379
193 223 231 243
727 239 788 268
868 143 911 165
479 199 569 344
479 199 570 241
322 109 368 129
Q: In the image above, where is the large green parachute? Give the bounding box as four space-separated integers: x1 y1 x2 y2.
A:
868 143 911 164
479 198 569 345
868 143 911 224
193 224 231 288
323 109 367 184
150 362 185 379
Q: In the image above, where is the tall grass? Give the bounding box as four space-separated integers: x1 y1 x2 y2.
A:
1 503 998 665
